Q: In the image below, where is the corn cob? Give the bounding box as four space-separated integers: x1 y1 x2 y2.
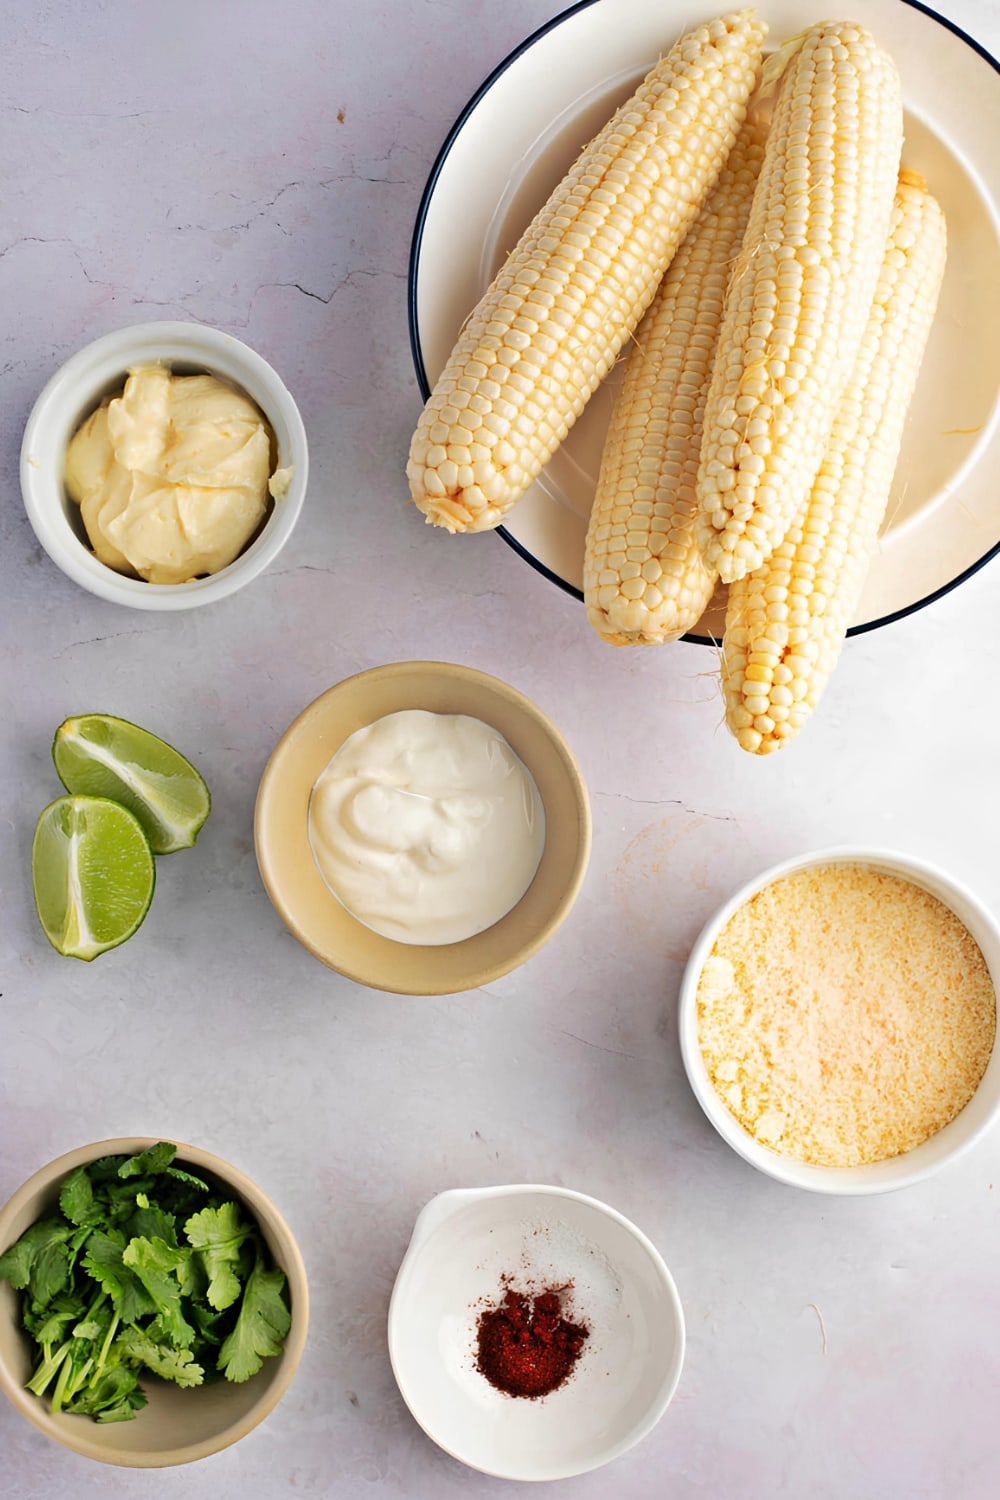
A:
722 171 947 754
696 21 904 583
584 113 767 645
408 10 768 534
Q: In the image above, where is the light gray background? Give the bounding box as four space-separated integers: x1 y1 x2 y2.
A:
2 2 999 1496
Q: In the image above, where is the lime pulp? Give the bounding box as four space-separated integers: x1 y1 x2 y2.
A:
53 714 211 855
32 795 156 961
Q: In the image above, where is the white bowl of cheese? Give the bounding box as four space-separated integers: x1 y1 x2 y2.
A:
20 321 308 609
678 847 1000 1194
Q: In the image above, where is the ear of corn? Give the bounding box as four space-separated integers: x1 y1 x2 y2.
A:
696 21 904 583
722 171 947 754
408 10 768 534
584 113 767 646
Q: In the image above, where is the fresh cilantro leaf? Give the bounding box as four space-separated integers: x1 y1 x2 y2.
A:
184 1203 249 1311
96 1388 148 1422
0 1235 35 1290
117 1143 176 1180
31 1236 75 1307
65 1363 143 1420
121 1237 195 1348
126 1201 178 1249
237 1234 256 1281
122 1233 189 1280
217 1256 290 1383
87 1154 131 1183
0 1219 73 1308
67 1221 96 1256
175 1247 203 1301
165 1166 210 1192
58 1167 99 1227
81 1231 156 1325
80 1229 128 1300
188 1298 227 1346
24 1295 79 1349
117 1328 204 1388
72 1316 105 1341
102 1185 154 1229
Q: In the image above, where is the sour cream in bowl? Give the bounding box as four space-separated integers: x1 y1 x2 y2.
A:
254 662 591 995
307 709 545 946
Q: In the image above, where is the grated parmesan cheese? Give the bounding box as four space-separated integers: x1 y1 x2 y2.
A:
696 864 996 1167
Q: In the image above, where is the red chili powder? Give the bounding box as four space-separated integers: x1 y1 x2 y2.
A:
474 1285 589 1399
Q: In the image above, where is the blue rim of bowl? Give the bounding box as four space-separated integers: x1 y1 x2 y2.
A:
407 0 1000 647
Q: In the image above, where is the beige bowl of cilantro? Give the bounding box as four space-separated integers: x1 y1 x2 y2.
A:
0 1139 308 1466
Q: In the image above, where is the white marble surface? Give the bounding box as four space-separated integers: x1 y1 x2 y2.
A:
2 1 1000 1495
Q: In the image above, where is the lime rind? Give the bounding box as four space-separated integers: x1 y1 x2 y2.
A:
53 714 211 855
32 795 156 962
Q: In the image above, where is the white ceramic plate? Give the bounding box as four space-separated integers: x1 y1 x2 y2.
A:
409 0 1000 643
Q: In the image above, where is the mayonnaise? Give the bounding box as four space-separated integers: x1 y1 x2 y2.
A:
308 709 546 945
65 364 287 584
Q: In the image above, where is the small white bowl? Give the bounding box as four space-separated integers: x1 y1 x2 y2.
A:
20 321 309 610
678 847 1000 1195
387 1184 685 1482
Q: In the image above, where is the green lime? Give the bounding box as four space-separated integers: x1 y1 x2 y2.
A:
52 714 211 855
32 796 156 961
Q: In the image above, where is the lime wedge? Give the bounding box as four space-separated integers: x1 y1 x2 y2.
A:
52 714 211 855
32 796 155 961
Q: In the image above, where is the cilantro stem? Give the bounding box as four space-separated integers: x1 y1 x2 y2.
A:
89 1311 120 1389
76 1287 108 1329
26 1340 72 1400
64 1355 95 1405
50 1348 79 1413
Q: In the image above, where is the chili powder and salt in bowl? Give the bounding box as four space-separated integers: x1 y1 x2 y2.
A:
254 660 592 995
678 847 1000 1196
387 1184 685 1482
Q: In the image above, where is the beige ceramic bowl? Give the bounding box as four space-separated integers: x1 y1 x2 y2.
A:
0 1138 309 1467
20 321 308 610
254 661 592 994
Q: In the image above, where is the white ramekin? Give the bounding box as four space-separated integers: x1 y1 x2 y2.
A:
20 321 308 610
678 846 1000 1195
388 1184 684 1481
